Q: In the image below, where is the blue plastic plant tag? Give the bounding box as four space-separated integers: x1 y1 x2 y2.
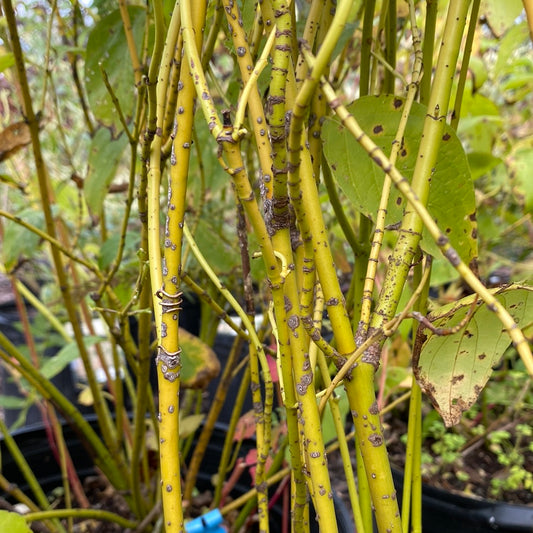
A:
185 509 225 533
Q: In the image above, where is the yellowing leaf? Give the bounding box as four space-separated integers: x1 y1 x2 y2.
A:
413 285 533 427
179 328 220 389
0 121 31 162
179 414 205 438
77 385 95 406
482 0 524 37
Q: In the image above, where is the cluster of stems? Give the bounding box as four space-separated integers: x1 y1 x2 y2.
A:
1 1 532 533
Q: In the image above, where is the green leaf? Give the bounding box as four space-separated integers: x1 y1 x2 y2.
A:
238 0 257 35
188 109 227 197
92 0 116 17
468 56 488 90
191 218 241 275
429 258 461 287
52 44 86 57
2 208 44 268
383 366 411 395
99 232 139 269
494 22 530 76
163 0 176 24
321 387 349 445
413 284 533 427
40 336 105 380
509 149 533 214
0 173 27 191
458 92 503 155
0 395 31 409
179 328 220 389
84 6 145 131
0 53 14 72
481 0 524 37
84 127 128 213
323 95 477 263
460 91 500 117
500 72 533 92
0 510 32 533
467 152 502 181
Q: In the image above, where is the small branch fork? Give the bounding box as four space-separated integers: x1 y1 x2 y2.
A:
411 295 479 337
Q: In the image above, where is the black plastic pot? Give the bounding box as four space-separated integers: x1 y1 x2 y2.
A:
0 416 99 498
1 420 352 532
392 468 533 532
0 302 78 427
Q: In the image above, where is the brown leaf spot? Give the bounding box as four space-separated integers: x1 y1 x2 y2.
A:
373 124 384 134
451 374 464 385
442 132 451 141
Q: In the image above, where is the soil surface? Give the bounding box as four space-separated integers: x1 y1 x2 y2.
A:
384 415 533 507
48 474 134 533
